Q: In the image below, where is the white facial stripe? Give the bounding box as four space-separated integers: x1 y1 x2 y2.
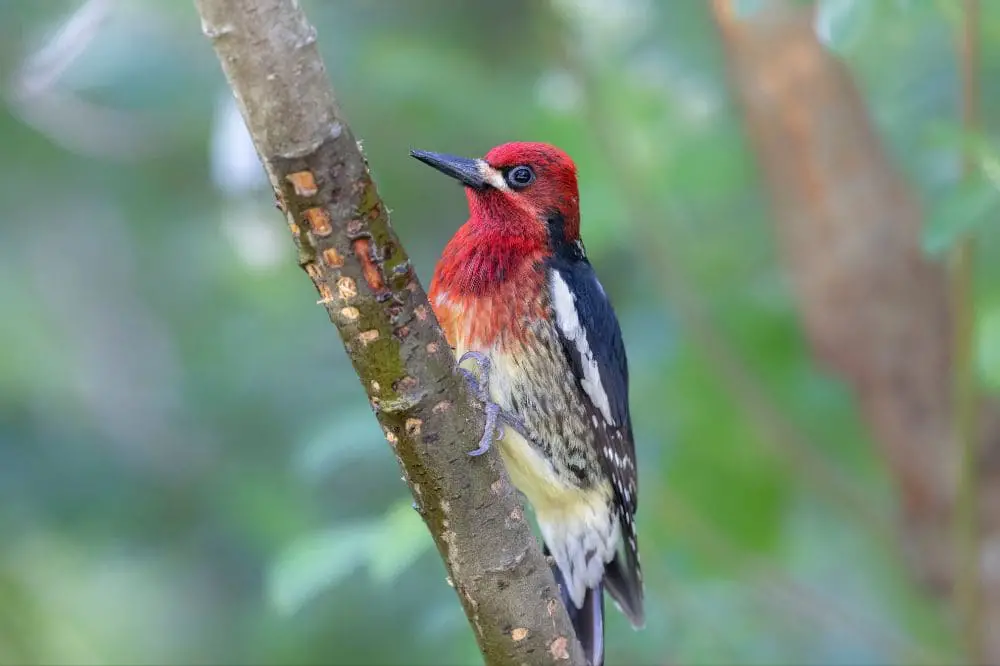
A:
476 159 509 191
550 271 616 426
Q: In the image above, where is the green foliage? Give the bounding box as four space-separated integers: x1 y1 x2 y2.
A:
923 175 1000 254
922 125 1000 254
268 499 432 616
665 351 788 556
815 0 874 53
979 307 1000 391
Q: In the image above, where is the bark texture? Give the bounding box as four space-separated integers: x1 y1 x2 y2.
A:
711 2 1000 662
193 1 584 664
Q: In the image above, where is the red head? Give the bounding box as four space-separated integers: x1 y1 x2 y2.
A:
411 142 581 253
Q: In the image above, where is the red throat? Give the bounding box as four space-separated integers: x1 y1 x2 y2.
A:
433 222 543 295
429 205 548 350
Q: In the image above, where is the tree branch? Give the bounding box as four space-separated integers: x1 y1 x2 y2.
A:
192 1 583 663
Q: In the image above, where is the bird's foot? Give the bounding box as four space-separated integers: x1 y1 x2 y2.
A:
456 351 530 456
467 402 502 456
457 351 491 402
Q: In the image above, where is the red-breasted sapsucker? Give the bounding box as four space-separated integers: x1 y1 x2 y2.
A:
411 142 644 666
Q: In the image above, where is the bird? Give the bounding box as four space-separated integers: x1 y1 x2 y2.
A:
411 142 644 666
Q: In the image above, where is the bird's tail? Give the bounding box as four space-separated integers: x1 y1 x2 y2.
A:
604 550 645 629
573 584 605 666
546 546 605 666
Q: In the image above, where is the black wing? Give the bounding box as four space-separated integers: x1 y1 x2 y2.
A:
547 254 644 627
547 256 635 501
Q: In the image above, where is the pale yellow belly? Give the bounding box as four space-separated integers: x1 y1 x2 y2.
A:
498 425 607 519
456 344 609 516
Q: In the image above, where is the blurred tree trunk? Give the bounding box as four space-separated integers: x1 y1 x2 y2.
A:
710 1 1000 662
193 1 584 664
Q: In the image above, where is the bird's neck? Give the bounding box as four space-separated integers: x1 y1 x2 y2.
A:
430 217 549 350
433 217 546 298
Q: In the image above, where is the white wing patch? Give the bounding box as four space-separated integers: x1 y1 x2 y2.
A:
550 270 615 426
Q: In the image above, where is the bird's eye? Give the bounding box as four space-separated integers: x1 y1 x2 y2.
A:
506 165 535 189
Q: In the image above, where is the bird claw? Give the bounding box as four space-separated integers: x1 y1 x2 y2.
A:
458 350 491 369
468 402 502 456
456 350 536 456
457 367 484 401
465 398 537 457
456 351 508 456
456 351 491 402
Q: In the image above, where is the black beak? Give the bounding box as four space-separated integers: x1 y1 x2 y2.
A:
410 150 487 190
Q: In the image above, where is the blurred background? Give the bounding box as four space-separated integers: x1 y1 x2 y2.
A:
2 0 1000 664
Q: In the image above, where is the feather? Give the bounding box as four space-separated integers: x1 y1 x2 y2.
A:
422 141 646 655
547 543 605 666
547 258 645 628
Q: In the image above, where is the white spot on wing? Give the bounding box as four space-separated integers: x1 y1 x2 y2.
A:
550 271 615 426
